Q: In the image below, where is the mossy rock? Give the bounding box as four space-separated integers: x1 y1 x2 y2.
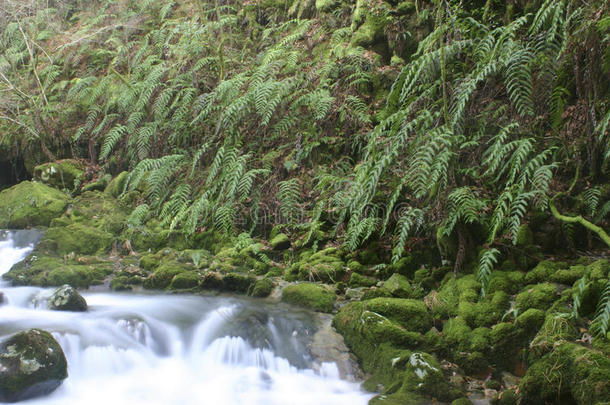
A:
282 283 336 312
110 275 133 291
514 308 545 336
434 275 481 319
487 271 525 294
469 327 491 353
0 329 68 402
587 259 610 280
270 233 291 250
43 223 114 255
400 352 459 402
33 159 84 190
525 260 568 284
0 181 69 228
4 253 113 288
492 389 519 405
349 272 377 288
315 0 340 11
489 322 525 370
458 291 510 328
363 298 432 333
63 191 128 235
81 173 111 193
520 342 610 404
455 351 489 376
104 171 129 197
250 278 275 297
550 264 587 285
145 260 190 289
383 273 412 298
47 284 87 311
139 254 160 271
169 271 200 289
442 317 472 352
222 273 256 293
529 313 579 360
515 283 558 312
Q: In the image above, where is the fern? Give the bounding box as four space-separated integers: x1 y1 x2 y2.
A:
591 280 610 337
477 248 500 297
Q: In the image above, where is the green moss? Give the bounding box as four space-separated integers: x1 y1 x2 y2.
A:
66 191 128 234
0 181 70 228
587 259 610 280
435 275 481 318
525 260 567 284
529 313 578 360
459 291 510 328
455 351 488 376
104 171 129 197
364 298 432 333
383 273 412 298
487 271 525 294
43 223 114 255
169 271 200 289
515 282 558 312
282 283 336 312
146 260 190 289
222 273 255 293
349 272 376 288
315 0 339 12
139 254 160 271
551 264 586 285
47 264 110 288
346 259 364 273
270 233 291 250
362 286 393 300
514 308 545 335
469 327 491 353
442 317 472 351
490 322 523 370
492 389 518 405
110 275 133 291
250 278 274 297
520 343 610 404
401 352 460 402
33 159 84 190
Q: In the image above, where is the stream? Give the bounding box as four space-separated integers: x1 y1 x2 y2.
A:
0 230 373 405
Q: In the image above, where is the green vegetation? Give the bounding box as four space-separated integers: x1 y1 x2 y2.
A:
1 0 609 403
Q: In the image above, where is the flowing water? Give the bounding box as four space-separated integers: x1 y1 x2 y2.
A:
0 230 373 405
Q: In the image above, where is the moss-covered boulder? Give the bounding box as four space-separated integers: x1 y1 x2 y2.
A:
169 271 200 289
281 283 336 312
363 298 432 333
520 342 610 404
4 254 113 288
145 260 190 289
250 278 275 297
104 171 129 197
286 248 347 283
42 223 114 256
0 181 69 228
348 272 377 288
60 191 128 235
524 260 567 284
222 272 256 293
515 282 558 312
383 273 412 298
47 284 87 311
33 159 84 190
270 233 291 250
529 313 579 360
0 329 68 402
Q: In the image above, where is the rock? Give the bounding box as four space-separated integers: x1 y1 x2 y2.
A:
515 283 558 312
33 159 84 190
281 283 336 312
0 292 4 305
383 273 411 298
270 233 291 250
250 278 274 297
520 342 610 404
0 329 68 402
47 285 87 311
42 223 114 256
169 271 200 289
0 181 70 228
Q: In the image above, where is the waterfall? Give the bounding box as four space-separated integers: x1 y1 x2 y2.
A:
0 231 373 405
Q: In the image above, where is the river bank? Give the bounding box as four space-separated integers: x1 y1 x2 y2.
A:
1 177 609 404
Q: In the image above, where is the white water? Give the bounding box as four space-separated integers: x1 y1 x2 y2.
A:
0 231 373 405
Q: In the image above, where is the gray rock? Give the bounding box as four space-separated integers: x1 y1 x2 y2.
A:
383 273 412 298
0 329 68 402
48 284 87 312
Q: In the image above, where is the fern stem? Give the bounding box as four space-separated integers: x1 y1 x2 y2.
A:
550 195 610 248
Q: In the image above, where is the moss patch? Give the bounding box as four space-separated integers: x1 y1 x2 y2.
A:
282 283 336 312
0 181 69 228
